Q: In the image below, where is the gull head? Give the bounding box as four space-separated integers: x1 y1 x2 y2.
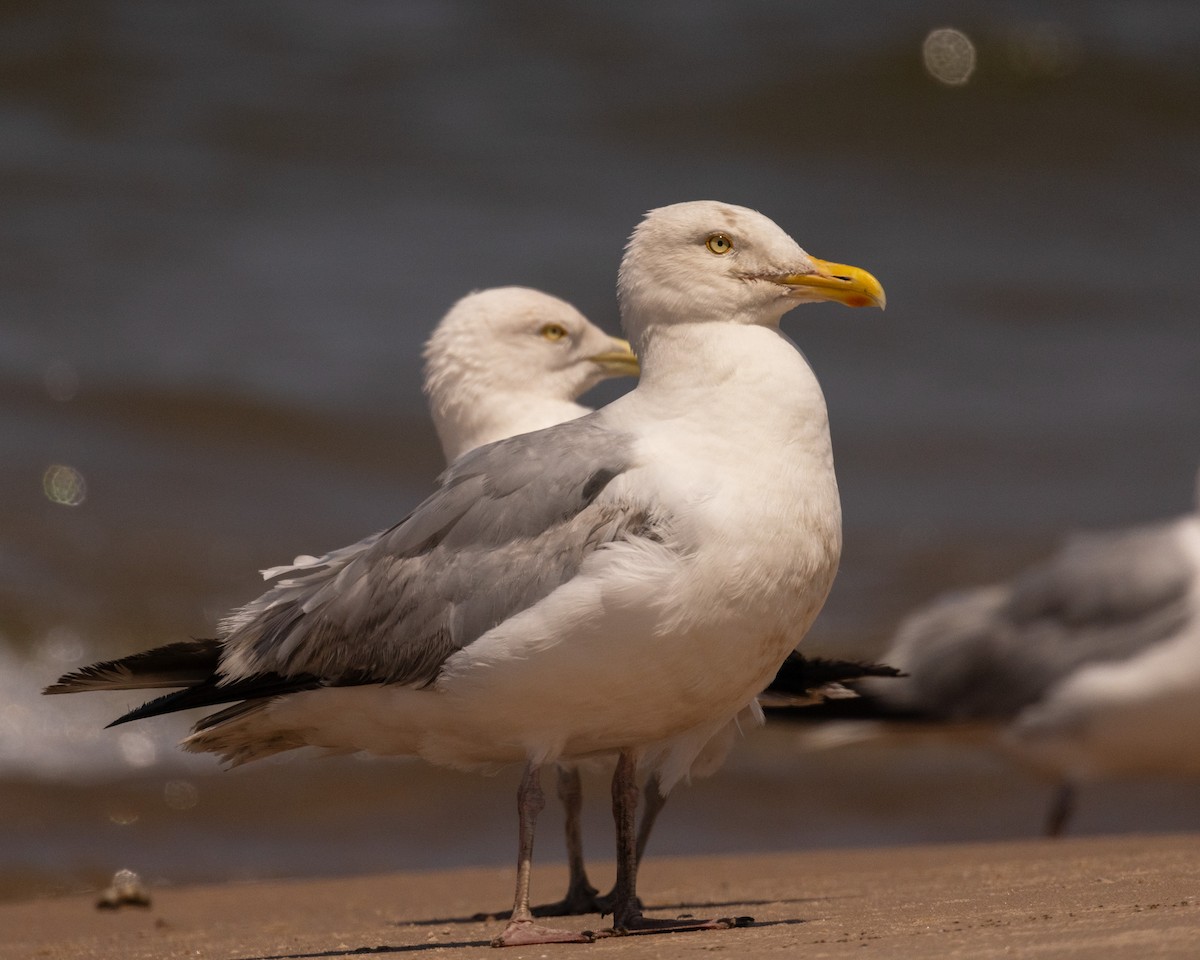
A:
617 201 884 345
423 286 638 459
424 287 637 400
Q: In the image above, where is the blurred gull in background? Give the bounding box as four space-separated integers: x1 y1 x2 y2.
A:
811 471 1200 836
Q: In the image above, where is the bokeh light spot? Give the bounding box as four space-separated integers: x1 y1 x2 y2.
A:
923 27 976 86
43 464 87 506
39 625 85 665
117 730 157 768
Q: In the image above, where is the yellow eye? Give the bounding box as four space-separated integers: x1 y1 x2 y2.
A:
540 323 568 341
705 233 733 255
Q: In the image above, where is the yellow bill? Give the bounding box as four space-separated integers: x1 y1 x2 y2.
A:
781 259 886 310
589 337 640 376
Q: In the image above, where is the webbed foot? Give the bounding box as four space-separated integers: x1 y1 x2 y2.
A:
490 918 595 947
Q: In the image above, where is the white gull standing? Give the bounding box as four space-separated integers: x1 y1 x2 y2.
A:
421 286 897 919
45 200 885 946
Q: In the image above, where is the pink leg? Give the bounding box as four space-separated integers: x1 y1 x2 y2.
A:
592 752 754 938
526 766 602 915
594 771 664 913
490 763 594 947
635 772 668 864
477 766 604 919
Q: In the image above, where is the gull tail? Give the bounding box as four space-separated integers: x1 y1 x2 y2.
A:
43 639 223 695
758 652 904 708
42 637 320 730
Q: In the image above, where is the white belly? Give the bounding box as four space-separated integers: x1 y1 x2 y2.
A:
247 523 834 774
1007 624 1200 780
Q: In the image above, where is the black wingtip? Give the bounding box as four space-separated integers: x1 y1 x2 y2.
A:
41 639 224 696
104 689 186 727
768 652 905 696
105 672 324 728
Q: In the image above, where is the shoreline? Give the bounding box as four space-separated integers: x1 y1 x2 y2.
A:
6 833 1200 959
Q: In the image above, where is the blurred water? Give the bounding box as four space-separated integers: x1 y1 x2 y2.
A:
2 0 1199 894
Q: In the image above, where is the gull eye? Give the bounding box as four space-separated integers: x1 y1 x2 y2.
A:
705 233 733 255
540 323 568 342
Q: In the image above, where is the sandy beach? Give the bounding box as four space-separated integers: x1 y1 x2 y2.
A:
6 834 1199 960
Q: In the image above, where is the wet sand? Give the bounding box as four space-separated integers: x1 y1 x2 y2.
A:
5 834 1200 960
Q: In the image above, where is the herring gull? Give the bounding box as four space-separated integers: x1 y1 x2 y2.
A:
422 285 899 918
45 200 884 946
811 477 1200 836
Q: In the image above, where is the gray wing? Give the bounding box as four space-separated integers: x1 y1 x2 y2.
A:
1005 522 1193 625
218 416 657 686
879 518 1196 720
